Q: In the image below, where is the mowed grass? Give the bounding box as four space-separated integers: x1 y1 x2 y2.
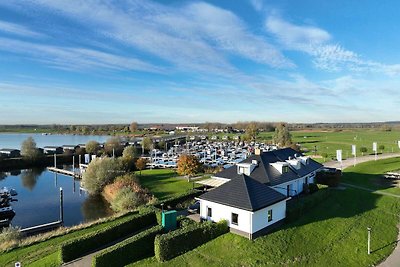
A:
0 213 138 267
137 169 195 201
130 158 400 267
342 157 400 195
259 129 400 160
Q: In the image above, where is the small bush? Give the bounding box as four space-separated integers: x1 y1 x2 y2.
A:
308 183 319 194
92 225 163 267
154 220 228 262
59 211 157 263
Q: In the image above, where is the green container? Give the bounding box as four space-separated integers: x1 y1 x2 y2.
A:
162 210 177 231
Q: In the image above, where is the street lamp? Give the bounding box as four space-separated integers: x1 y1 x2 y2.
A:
367 227 372 255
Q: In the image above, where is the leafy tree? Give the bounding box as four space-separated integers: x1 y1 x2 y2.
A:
177 154 203 180
360 146 368 156
136 157 148 175
82 158 125 194
86 140 100 155
245 122 258 141
104 137 123 156
75 147 86 156
272 123 293 147
21 137 42 161
129 122 138 133
321 152 329 162
141 137 153 153
379 144 385 153
121 146 137 171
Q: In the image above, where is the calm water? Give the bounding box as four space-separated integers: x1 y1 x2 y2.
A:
0 133 110 150
0 167 113 228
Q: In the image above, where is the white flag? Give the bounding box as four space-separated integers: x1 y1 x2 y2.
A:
336 149 342 162
351 145 356 156
372 142 377 152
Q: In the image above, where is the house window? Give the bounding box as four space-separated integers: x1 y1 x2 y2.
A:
268 209 273 222
282 165 289 173
231 213 238 225
207 207 212 218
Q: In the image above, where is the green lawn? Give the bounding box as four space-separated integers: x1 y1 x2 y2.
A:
259 129 400 160
137 169 196 201
129 158 400 267
343 157 400 195
0 213 138 267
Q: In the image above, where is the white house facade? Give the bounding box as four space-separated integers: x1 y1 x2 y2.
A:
197 148 323 239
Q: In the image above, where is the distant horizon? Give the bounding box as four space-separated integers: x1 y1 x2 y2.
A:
2 1 400 123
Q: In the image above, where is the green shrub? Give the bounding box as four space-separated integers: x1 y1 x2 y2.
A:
92 225 163 267
59 211 157 263
154 190 203 209
286 188 330 222
308 183 319 194
138 205 162 225
111 187 142 212
154 220 229 262
177 216 197 228
316 170 341 187
0 226 22 251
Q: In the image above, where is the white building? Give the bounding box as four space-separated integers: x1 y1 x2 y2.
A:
197 148 323 239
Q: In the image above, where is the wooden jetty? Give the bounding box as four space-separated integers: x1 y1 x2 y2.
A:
48 167 82 178
20 220 63 236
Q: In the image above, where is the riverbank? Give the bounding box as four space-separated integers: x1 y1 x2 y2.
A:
0 154 76 172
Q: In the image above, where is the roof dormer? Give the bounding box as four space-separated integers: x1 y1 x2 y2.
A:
286 157 301 170
237 161 258 175
270 162 290 174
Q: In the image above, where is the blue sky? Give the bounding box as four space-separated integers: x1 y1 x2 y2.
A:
1 0 400 124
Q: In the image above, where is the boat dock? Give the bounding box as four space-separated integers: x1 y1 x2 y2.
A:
20 220 63 236
48 167 82 178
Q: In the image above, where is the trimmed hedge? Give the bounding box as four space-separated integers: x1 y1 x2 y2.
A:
154 220 229 262
154 190 203 209
316 170 342 187
59 211 157 263
286 185 330 222
92 225 163 267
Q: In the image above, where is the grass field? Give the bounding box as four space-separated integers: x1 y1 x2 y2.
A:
0 212 138 267
137 169 196 201
129 158 400 267
259 129 400 161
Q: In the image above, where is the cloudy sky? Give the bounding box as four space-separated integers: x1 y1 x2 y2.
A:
1 0 400 124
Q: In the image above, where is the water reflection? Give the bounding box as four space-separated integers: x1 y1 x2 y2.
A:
81 194 113 222
20 168 45 191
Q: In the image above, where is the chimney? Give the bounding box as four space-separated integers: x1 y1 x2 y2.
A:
255 148 262 155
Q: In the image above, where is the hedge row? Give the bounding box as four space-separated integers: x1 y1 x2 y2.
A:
92 225 163 267
154 220 229 262
154 190 203 209
59 211 157 263
316 170 342 187
286 185 330 222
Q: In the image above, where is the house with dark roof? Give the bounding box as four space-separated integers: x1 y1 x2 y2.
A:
197 148 323 239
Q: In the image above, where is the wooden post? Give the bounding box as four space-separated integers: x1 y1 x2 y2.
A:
367 227 371 255
60 187 64 224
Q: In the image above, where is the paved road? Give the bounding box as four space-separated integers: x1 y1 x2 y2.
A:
324 153 400 169
324 153 400 267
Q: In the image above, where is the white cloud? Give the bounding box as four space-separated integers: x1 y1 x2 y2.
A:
0 20 44 38
265 15 400 76
250 0 264 12
0 0 293 75
0 37 162 73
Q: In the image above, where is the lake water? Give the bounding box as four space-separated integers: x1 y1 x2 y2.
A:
0 167 113 228
0 133 110 150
